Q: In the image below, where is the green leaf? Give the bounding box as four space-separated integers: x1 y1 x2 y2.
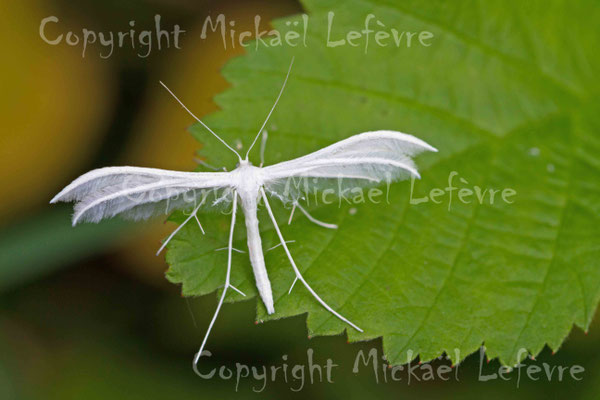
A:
165 0 600 366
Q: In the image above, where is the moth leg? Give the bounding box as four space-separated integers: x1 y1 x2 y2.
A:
212 189 233 207
287 204 296 225
194 157 227 172
216 283 246 297
214 246 246 253
288 277 298 294
270 239 296 294
215 244 246 295
156 199 206 255
290 202 338 230
260 188 363 333
193 193 238 375
192 214 205 234
229 284 246 297
266 240 295 252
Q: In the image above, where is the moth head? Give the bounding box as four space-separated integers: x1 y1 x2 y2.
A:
236 160 253 168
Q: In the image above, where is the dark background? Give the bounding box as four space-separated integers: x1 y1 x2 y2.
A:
1 0 598 398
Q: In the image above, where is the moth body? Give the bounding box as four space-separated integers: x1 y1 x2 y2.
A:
232 161 275 314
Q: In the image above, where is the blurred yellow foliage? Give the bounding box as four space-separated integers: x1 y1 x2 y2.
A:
0 0 113 224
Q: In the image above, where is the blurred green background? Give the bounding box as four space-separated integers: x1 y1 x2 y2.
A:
1 0 598 398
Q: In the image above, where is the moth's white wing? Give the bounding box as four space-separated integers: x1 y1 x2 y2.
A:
51 166 233 225
262 130 436 204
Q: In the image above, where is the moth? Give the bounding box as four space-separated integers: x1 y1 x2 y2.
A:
51 58 437 370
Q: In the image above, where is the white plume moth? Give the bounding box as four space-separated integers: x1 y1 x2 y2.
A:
51 58 437 372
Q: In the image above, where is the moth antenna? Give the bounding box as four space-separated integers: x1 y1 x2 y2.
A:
160 81 242 161
260 188 363 333
245 56 294 161
193 194 238 375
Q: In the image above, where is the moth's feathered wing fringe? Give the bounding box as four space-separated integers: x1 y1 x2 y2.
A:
262 130 437 204
50 166 232 225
